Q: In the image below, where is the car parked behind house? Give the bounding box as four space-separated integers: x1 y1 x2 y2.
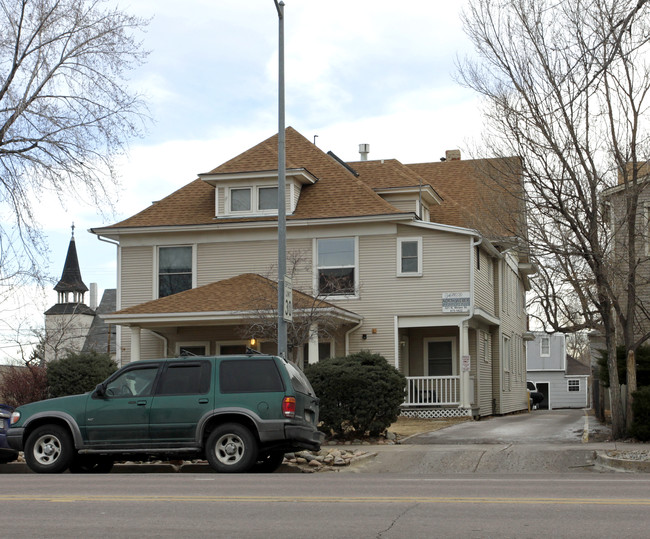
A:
527 381 544 409
0 404 19 464
7 354 323 474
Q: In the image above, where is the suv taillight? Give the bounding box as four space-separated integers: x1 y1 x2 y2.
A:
282 396 296 418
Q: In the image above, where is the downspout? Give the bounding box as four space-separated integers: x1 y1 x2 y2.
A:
95 233 121 365
151 331 169 358
345 320 364 356
458 235 481 411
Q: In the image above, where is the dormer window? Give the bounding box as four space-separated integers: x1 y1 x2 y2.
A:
258 186 278 211
200 168 318 218
230 188 251 212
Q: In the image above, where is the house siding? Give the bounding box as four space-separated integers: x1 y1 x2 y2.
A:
121 246 154 308
327 228 471 365
528 372 589 409
474 249 496 316
493 256 528 414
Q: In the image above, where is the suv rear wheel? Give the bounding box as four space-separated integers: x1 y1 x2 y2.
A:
206 423 258 473
25 424 74 474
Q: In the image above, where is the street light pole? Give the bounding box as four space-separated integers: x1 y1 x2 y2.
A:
274 0 287 359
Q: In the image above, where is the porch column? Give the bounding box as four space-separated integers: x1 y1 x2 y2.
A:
130 326 141 363
308 323 319 364
460 321 471 409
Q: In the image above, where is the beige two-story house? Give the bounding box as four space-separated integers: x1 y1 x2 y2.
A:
92 128 534 418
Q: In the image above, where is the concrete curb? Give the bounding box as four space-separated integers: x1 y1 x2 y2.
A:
594 452 650 473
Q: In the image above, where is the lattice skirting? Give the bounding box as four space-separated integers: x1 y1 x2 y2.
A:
400 407 473 419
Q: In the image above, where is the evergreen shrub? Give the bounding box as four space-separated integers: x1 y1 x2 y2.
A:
630 386 650 441
304 350 406 438
47 350 117 398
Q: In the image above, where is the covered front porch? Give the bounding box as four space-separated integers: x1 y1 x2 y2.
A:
102 274 363 366
396 313 494 419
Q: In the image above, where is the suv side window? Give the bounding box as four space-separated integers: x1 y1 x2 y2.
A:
220 359 284 393
285 361 316 397
156 361 211 395
105 365 159 397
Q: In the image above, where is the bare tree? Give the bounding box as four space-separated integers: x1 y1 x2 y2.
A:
459 0 650 438
238 251 350 365
0 0 148 290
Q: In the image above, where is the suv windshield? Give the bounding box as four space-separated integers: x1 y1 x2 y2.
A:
285 361 316 397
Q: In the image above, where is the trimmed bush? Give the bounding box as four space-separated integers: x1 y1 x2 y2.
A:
47 351 117 398
304 350 406 437
629 386 650 441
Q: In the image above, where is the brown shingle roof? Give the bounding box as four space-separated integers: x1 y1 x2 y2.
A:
112 273 353 316
408 157 523 237
108 128 404 229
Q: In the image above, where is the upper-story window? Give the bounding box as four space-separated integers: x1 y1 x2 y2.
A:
159 246 192 298
230 188 252 212
540 336 550 357
397 237 422 276
317 237 357 296
258 186 278 211
229 186 279 214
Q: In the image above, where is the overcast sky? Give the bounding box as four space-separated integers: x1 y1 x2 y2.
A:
4 0 485 361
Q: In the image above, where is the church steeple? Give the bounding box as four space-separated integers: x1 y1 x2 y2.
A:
54 223 89 305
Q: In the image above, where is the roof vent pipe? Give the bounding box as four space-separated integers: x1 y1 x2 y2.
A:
359 143 370 161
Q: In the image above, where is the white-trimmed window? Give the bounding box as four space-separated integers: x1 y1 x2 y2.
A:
316 237 357 297
158 246 193 298
568 379 580 392
228 186 279 214
540 336 551 357
230 187 251 212
503 334 511 391
424 338 456 376
258 186 278 211
397 237 422 276
177 342 209 356
217 341 249 355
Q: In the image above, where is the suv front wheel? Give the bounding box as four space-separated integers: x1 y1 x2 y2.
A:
206 423 258 473
25 424 74 474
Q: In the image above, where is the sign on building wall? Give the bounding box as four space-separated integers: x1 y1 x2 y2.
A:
442 292 470 313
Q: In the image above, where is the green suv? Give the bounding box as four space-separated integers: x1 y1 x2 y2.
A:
7 355 323 474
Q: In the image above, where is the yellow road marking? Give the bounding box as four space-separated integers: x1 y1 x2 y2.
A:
4 495 650 506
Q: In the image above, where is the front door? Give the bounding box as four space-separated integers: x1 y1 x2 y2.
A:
84 363 160 446
426 339 454 376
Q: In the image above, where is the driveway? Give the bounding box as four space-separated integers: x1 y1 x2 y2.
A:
404 409 608 445
344 410 616 474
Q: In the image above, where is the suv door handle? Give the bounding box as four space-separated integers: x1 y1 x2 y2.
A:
136 400 147 406
198 398 209 404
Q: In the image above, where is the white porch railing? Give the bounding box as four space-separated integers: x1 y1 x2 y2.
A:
404 376 460 406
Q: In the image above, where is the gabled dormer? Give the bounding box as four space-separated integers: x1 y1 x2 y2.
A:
199 168 318 219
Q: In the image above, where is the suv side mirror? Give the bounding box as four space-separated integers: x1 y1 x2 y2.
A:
95 383 106 397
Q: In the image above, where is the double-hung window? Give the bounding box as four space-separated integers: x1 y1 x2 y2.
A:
397 237 422 276
229 186 278 214
258 186 278 211
317 237 357 296
540 336 550 357
230 188 251 212
159 246 192 298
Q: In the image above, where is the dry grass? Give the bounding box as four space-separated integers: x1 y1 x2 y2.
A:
388 416 470 437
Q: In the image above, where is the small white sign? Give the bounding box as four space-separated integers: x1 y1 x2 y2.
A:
462 355 471 372
283 275 293 322
442 292 471 313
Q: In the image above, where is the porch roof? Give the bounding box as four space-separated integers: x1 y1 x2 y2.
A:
102 273 363 328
